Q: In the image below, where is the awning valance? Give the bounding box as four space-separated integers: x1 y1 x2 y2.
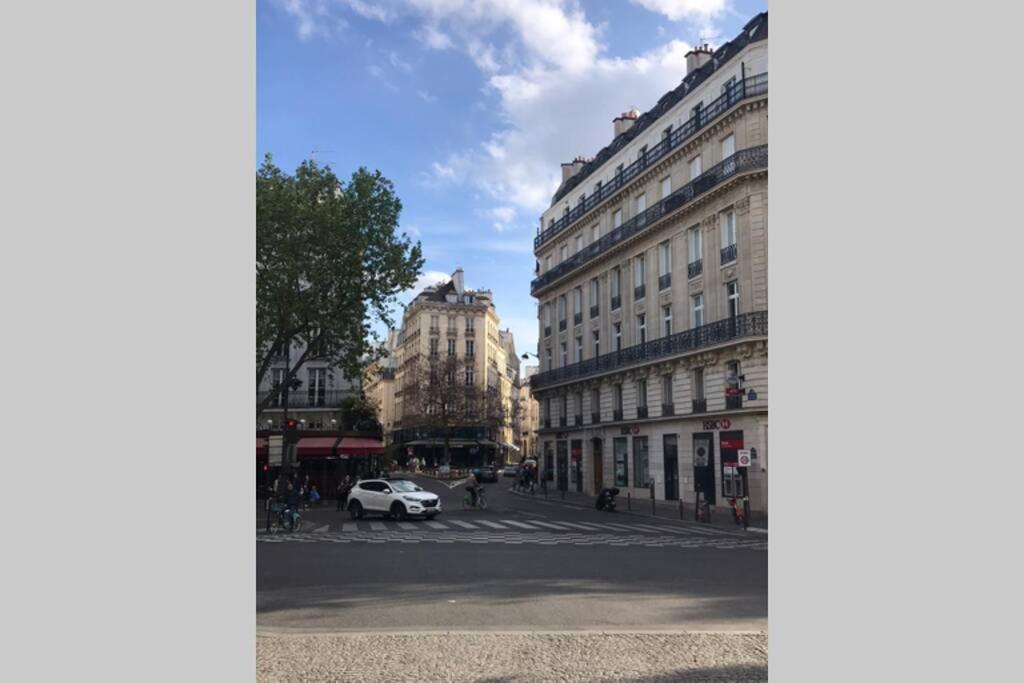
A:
296 437 339 459
338 437 384 456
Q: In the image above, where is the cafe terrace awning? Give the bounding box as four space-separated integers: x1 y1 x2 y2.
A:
296 437 340 459
337 437 384 456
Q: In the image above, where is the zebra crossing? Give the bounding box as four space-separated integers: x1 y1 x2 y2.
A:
257 517 764 550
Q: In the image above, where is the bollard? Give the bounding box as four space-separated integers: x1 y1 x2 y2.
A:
650 479 656 516
627 491 631 511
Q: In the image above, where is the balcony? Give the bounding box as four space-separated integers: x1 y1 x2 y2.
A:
574 415 583 426
590 305 599 319
544 325 551 338
591 412 601 424
529 310 766 390
720 243 737 265
559 416 567 427
634 284 646 301
536 74 768 250
464 328 476 337
258 389 350 409
726 394 743 410
466 352 475 360
611 295 621 310
543 417 551 428
446 327 458 336
662 402 675 416
429 326 440 335
688 259 703 279
573 312 582 326
532 144 768 295
637 405 649 419
658 273 671 290
380 368 395 380
612 409 623 421
692 398 707 413
559 320 567 332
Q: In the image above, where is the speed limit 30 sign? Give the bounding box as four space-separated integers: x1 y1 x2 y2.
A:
737 449 752 467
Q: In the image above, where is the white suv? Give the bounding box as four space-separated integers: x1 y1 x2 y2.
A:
347 479 442 521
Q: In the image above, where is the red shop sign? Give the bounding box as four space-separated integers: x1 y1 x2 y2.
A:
720 439 744 449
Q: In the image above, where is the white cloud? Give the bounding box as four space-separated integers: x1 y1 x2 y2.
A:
417 89 438 103
417 24 454 50
367 64 399 92
389 50 412 72
629 0 727 21
475 205 517 232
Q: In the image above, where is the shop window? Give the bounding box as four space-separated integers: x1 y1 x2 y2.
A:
613 437 629 487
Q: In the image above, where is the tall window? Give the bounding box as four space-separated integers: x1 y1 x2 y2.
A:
589 278 599 317
271 368 285 407
308 368 326 406
693 367 705 400
559 244 568 262
663 305 673 336
658 240 671 290
662 374 673 405
614 323 622 351
466 339 474 357
660 176 671 199
726 281 740 318
635 193 646 214
662 125 672 142
558 295 566 329
634 254 646 295
573 287 582 323
560 342 567 367
591 387 601 419
591 224 599 243
543 304 551 336
429 338 439 357
688 227 702 266
691 293 705 328
465 367 475 385
613 209 622 229
544 398 551 423
721 133 735 159
721 211 737 248
592 330 600 357
613 384 623 413
637 379 647 409
545 347 552 372
575 392 583 419
637 314 647 344
561 395 568 423
448 338 456 356
544 255 552 272
466 317 475 333
575 234 583 254
689 155 702 180
447 315 456 332
575 336 583 362
614 437 628 486
633 436 649 487
610 267 621 307
726 361 741 389
430 314 439 330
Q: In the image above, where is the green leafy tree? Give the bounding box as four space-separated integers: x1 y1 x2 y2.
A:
257 155 423 415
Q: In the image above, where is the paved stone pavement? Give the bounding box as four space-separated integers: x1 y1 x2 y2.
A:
256 631 768 682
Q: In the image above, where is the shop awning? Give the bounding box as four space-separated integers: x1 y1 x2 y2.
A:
404 439 481 447
338 437 384 456
296 437 339 459
500 441 520 452
257 437 269 462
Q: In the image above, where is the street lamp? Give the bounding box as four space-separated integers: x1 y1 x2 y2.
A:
521 351 539 361
330 418 337 432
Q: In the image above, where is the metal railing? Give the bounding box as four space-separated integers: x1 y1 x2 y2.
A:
532 145 768 295
590 305 599 319
591 412 601 424
688 259 703 279
658 273 671 290
726 395 743 410
634 284 646 301
258 389 351 409
529 311 766 390
662 402 675 416
721 243 737 265
692 398 707 413
611 295 621 310
573 312 582 326
612 409 623 421
637 405 649 419
544 326 551 337
536 74 767 249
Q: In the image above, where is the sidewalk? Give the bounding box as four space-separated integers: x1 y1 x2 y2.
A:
509 484 768 534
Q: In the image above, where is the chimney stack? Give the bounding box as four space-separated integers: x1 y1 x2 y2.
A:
452 267 465 295
685 43 712 74
560 156 587 182
612 109 640 139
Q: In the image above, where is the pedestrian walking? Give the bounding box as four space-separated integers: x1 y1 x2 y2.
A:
336 475 353 512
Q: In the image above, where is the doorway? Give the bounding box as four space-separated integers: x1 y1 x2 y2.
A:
556 441 568 491
592 438 603 493
692 431 716 505
571 440 583 492
663 434 679 500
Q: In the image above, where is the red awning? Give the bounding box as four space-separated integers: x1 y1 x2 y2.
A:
338 437 384 456
296 437 339 459
257 437 269 462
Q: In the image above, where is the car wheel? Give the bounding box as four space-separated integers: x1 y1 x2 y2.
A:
390 501 408 521
348 500 364 520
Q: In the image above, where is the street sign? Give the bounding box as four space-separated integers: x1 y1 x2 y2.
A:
737 449 751 467
269 435 284 467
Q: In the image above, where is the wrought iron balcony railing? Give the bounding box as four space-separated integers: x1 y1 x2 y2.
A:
529 310 766 390
692 398 707 413
590 305 599 319
688 259 703 279
658 273 671 290
536 74 767 250
574 415 583 426
662 402 675 416
721 243 737 265
637 405 649 418
611 295 621 310
591 412 601 424
612 409 623 421
559 320 567 331
258 389 351 409
726 395 743 410
559 416 567 427
574 312 582 326
531 145 768 295
634 284 646 301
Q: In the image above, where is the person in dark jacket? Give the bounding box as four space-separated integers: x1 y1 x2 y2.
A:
336 475 353 512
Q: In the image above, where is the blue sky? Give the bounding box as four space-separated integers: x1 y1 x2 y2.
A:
258 0 767 366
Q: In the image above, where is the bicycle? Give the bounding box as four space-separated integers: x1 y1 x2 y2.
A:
268 500 302 533
462 486 488 510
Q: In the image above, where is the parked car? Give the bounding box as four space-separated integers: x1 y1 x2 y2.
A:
502 465 518 477
477 466 498 483
347 479 442 521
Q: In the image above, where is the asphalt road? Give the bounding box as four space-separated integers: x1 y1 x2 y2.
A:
257 474 767 634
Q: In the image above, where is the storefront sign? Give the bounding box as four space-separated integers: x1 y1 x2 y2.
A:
720 438 744 449
747 390 758 401
737 449 752 467
693 439 710 467
702 419 732 430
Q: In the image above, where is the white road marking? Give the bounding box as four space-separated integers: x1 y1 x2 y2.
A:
529 521 573 531
369 522 387 531
500 520 542 530
475 520 509 529
396 522 418 530
557 521 604 531
313 525 330 533
449 520 479 529
425 521 449 529
599 522 644 532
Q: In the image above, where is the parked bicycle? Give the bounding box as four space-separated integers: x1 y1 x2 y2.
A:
268 499 302 533
462 486 488 509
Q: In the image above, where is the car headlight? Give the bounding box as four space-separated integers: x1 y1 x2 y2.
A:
403 496 420 502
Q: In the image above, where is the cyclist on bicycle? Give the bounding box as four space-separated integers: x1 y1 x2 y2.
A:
465 471 480 507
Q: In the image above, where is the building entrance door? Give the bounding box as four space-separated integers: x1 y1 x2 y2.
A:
556 441 569 491
663 434 679 500
693 432 716 505
592 439 603 493
571 440 583 492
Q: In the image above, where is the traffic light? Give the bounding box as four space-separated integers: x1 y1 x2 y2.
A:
262 464 269 472
284 418 300 444
285 418 298 431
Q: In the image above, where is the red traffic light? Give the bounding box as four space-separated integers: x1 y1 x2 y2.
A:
285 419 298 430
262 464 269 472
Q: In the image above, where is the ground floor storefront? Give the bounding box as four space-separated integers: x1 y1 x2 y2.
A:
537 411 768 515
257 432 386 498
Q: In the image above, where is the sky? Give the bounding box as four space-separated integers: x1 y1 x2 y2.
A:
258 0 768 368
